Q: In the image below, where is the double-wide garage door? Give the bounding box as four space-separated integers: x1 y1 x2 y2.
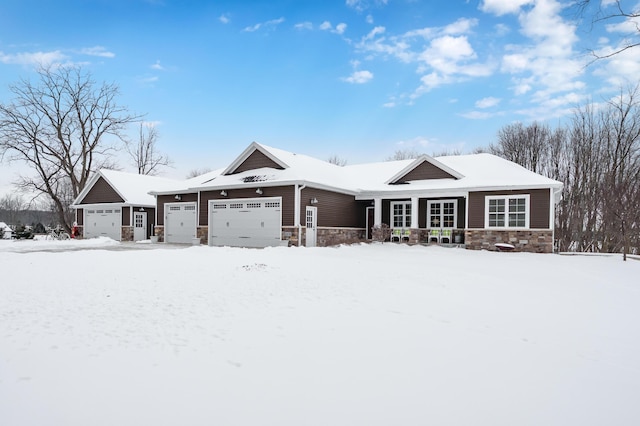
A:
209 197 282 248
165 202 197 244
85 208 121 241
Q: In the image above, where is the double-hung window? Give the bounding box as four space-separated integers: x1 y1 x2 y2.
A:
390 201 411 228
485 195 530 229
427 200 457 228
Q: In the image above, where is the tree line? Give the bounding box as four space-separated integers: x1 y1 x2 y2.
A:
488 85 640 259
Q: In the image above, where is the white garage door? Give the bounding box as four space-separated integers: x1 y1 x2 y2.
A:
209 197 282 248
165 202 197 244
85 208 121 241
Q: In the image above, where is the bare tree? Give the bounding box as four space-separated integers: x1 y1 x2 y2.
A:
186 167 213 179
489 122 549 174
575 0 640 59
327 154 348 166
0 193 25 225
386 149 422 161
126 122 172 175
0 66 140 231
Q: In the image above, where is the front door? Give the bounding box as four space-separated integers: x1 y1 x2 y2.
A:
306 206 317 247
134 211 147 241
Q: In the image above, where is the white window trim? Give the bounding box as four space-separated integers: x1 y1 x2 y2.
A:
390 201 412 228
485 194 530 229
427 199 457 229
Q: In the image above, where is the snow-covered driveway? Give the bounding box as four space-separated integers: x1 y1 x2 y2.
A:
1 240 639 425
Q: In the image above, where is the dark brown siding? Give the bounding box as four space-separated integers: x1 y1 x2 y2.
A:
156 193 198 226
394 160 456 183
76 208 84 225
468 189 550 229
122 207 130 226
231 150 284 174
147 208 156 237
200 186 295 226
301 188 359 227
419 199 428 228
80 176 124 204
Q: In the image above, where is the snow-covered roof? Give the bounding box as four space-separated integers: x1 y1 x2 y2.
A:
147 143 563 197
73 169 182 207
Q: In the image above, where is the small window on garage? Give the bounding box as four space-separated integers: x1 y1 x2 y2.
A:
96 210 104 213
184 205 196 211
213 204 227 209
265 201 280 208
105 209 113 213
230 203 243 209
169 206 181 211
247 202 261 208
88 210 95 214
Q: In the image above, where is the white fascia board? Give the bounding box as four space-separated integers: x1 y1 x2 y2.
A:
221 142 289 176
355 183 561 200
71 171 103 206
72 202 127 210
356 188 469 200
195 180 359 197
385 155 464 185
98 172 131 204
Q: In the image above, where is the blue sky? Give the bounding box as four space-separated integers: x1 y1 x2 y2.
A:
1 0 639 190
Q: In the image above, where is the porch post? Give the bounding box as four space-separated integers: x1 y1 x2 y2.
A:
374 198 382 226
410 196 419 229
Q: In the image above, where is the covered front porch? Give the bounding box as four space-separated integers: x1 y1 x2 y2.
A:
361 194 467 245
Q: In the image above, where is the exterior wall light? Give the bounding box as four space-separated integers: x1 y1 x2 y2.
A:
174 194 182 201
256 188 263 195
220 190 227 196
310 197 318 204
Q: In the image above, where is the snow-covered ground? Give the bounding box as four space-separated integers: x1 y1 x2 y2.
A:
1 239 639 426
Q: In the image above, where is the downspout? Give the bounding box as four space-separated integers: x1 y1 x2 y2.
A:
296 184 306 246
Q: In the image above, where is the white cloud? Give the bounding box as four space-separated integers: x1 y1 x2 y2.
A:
479 0 534 16
0 50 67 66
366 14 374 24
294 21 313 30
219 14 230 24
342 70 374 84
346 0 388 12
605 15 640 34
443 18 478 35
475 96 501 108
243 17 285 32
320 21 348 35
80 46 115 58
151 60 164 70
495 0 585 108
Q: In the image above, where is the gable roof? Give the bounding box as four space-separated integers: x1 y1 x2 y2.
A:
222 142 289 175
72 169 181 207
385 155 464 184
147 142 563 197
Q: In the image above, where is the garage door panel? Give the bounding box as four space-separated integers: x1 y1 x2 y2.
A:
165 202 197 244
84 208 121 241
209 198 281 247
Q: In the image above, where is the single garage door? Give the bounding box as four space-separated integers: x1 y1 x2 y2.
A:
209 197 282 248
85 208 121 241
165 202 197 244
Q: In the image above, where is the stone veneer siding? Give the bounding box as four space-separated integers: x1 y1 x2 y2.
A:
121 226 133 242
465 229 553 253
197 226 208 244
314 227 366 246
154 225 164 242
